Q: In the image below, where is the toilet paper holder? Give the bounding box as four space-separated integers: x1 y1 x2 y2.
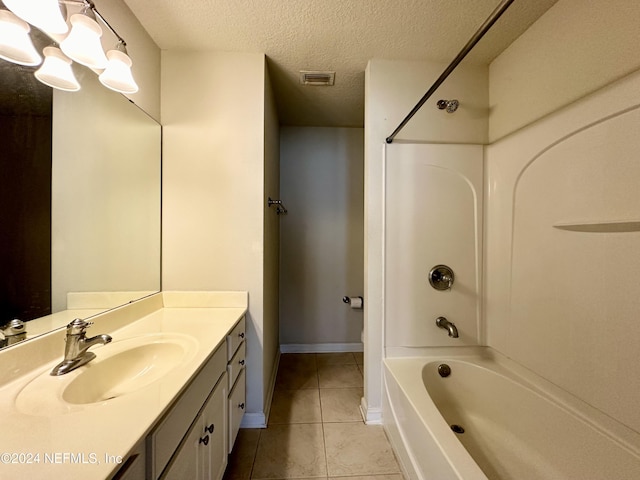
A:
343 296 364 308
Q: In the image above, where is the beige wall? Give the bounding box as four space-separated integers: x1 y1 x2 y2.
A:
162 51 278 425
364 58 488 422
279 127 364 348
489 0 640 142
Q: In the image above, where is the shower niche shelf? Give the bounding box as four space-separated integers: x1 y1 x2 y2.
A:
552 220 640 233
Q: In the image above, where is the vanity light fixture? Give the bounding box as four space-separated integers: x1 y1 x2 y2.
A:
35 45 80 91
0 10 42 66
60 6 108 69
0 0 139 94
3 0 69 35
99 40 138 93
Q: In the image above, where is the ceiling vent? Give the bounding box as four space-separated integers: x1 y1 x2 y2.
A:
299 71 335 86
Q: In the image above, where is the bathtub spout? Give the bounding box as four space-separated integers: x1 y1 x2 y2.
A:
436 317 459 338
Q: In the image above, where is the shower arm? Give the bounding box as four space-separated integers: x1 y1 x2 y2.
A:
385 0 515 144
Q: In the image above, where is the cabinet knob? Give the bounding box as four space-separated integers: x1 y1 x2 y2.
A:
239 332 245 339
239 359 245 366
204 424 214 434
238 402 245 410
199 435 210 446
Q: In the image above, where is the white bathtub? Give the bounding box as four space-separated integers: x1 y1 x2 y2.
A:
383 348 640 480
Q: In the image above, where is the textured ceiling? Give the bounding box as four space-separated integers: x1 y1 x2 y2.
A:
123 0 559 127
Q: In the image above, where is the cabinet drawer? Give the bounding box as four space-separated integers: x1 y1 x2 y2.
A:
227 340 245 390
160 373 227 480
226 316 245 360
149 346 227 479
228 368 246 453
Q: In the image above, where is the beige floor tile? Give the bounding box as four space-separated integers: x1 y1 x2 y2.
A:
323 423 400 476
331 476 403 480
269 389 322 424
279 353 317 370
252 424 327 479
353 352 363 365
316 352 357 366
318 364 363 388
320 388 363 423
276 361 318 390
224 428 261 480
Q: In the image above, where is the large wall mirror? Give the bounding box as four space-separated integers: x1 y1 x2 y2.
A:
0 30 161 350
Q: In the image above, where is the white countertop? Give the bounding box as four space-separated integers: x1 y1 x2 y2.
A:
0 292 247 480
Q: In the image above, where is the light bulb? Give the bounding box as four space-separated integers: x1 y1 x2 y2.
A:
34 46 80 92
0 10 41 66
99 47 138 94
4 0 68 35
60 13 108 69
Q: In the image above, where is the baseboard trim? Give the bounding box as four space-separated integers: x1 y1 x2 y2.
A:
360 396 383 425
239 412 267 429
280 342 363 353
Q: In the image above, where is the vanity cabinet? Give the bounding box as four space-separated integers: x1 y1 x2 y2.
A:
143 315 246 480
112 441 146 480
160 373 227 480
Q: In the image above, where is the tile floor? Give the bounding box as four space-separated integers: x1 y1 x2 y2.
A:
223 352 404 480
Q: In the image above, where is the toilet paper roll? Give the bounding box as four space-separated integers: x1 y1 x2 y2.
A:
349 296 363 309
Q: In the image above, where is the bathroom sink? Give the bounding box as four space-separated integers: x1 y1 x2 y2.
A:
16 333 197 415
63 341 187 404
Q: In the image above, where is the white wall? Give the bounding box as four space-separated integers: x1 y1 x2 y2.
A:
485 70 640 434
384 144 483 352
162 51 278 425
485 0 640 436
489 0 640 142
279 127 364 349
364 58 488 422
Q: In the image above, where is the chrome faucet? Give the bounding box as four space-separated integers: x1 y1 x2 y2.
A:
436 316 459 338
50 319 112 376
0 319 27 347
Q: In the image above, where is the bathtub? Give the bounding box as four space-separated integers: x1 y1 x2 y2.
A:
383 348 640 480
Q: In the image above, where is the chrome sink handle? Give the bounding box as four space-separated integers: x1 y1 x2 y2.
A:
66 318 93 335
50 319 113 376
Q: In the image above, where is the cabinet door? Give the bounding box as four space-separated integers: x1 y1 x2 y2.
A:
203 373 228 480
161 374 227 480
160 418 208 480
228 368 246 453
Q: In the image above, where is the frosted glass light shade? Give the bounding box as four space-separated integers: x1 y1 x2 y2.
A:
35 46 80 92
4 0 68 35
0 10 42 66
60 13 108 69
99 49 138 94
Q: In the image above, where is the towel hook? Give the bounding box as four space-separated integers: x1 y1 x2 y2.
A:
267 197 288 215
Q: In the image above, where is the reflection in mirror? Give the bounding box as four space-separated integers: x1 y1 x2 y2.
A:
0 30 161 350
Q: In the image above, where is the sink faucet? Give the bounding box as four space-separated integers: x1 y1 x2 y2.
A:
50 319 112 376
0 319 27 347
436 316 459 338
